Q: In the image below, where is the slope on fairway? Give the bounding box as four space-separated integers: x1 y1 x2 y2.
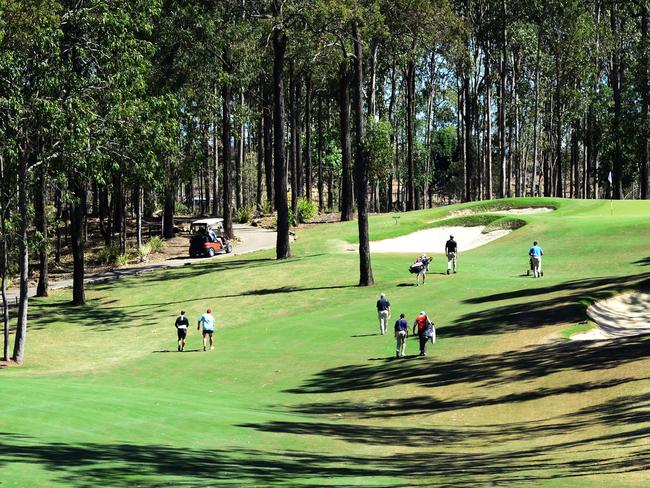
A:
2 198 650 487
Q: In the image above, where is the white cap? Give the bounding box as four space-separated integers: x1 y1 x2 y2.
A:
420 311 426 315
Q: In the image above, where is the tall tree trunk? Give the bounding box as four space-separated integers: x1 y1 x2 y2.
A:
305 72 313 201
388 62 397 211
499 0 507 198
135 186 142 252
212 87 220 216
317 93 324 211
12 144 30 363
485 48 493 199
203 121 211 215
35 162 48 297
162 172 175 239
610 1 623 199
464 74 472 202
289 61 298 215
1 152 8 361
531 29 541 196
1 202 8 362
295 75 303 200
272 3 290 258
368 42 378 118
352 21 374 286
236 91 244 209
339 60 354 221
256 114 264 210
555 56 563 198
641 3 649 199
222 47 234 238
406 59 416 210
69 177 86 306
263 82 274 210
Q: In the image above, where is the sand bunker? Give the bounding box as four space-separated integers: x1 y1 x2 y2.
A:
572 292 650 341
450 206 555 217
369 226 511 254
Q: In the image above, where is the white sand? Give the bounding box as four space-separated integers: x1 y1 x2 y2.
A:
571 292 650 341
490 207 555 215
449 206 555 217
369 226 511 254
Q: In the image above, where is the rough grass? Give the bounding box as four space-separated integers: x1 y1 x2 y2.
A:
561 321 598 339
2 197 650 487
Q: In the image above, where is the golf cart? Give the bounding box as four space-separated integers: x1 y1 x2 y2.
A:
189 218 232 257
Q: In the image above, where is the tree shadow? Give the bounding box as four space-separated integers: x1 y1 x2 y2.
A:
2 423 649 487
285 336 650 395
446 273 650 338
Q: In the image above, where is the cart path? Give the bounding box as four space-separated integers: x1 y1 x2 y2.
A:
2 224 276 308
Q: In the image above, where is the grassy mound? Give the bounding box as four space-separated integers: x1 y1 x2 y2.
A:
2 197 650 487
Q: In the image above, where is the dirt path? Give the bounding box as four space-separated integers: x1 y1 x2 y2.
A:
3 224 276 307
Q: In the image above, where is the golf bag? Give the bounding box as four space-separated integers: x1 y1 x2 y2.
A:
409 262 425 274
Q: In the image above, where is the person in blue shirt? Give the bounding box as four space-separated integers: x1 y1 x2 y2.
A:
529 241 544 278
394 313 409 358
376 293 391 335
197 308 216 351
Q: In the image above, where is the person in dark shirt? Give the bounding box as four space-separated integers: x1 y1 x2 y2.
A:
445 235 458 275
175 310 190 351
394 313 409 358
376 293 391 335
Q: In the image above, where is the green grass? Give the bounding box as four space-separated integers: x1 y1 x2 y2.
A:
2 197 650 486
560 322 598 339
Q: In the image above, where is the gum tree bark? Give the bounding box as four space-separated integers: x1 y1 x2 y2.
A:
272 0 290 259
352 21 374 286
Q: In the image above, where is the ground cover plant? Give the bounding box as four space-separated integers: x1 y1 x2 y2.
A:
2 198 650 487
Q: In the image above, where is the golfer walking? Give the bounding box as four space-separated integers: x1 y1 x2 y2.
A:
445 235 458 274
529 241 544 278
416 254 430 286
412 311 433 356
175 310 189 352
394 313 409 358
197 307 216 351
376 293 391 335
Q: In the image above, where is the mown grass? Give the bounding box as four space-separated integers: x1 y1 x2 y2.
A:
2 197 650 487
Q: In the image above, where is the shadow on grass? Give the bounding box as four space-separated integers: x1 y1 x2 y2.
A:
152 349 202 354
4 401 649 488
285 336 650 394
445 273 650 338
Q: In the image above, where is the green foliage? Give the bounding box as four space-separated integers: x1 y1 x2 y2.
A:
138 242 152 261
236 206 255 224
175 202 191 215
95 245 121 266
296 198 317 223
261 201 272 215
114 253 130 268
364 117 393 182
148 236 165 253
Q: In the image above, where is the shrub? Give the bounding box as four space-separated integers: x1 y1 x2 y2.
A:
96 245 120 265
261 201 272 215
148 236 165 253
138 242 152 260
296 198 317 223
236 205 254 223
114 253 130 267
175 202 191 215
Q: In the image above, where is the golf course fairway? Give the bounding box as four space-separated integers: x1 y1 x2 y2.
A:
2 197 650 487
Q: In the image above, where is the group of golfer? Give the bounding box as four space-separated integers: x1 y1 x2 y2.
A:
174 308 216 352
173 238 544 354
377 293 436 358
391 238 544 357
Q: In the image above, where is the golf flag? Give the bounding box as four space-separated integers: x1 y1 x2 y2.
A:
608 171 613 185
